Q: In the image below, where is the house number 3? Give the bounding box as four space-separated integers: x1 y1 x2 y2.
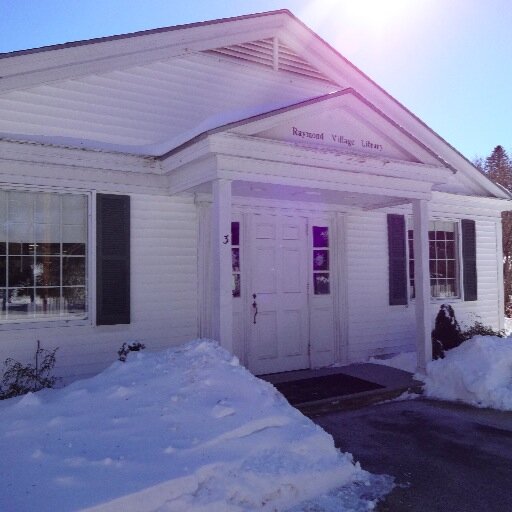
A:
223 234 230 244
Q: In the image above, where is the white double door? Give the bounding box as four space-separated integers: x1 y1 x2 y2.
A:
241 210 336 375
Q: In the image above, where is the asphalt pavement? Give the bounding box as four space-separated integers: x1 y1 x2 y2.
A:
313 397 512 512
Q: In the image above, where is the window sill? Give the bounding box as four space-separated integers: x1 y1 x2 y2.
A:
0 316 91 331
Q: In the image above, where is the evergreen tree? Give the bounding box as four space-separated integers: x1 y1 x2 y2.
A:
484 145 512 190
479 146 512 314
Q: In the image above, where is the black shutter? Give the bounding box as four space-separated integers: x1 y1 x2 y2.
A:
387 214 408 305
461 219 477 301
96 194 130 325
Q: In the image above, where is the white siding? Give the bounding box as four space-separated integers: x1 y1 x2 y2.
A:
344 209 502 362
0 193 198 382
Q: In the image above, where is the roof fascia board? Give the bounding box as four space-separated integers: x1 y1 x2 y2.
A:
162 131 452 187
0 18 286 93
432 191 512 212
210 132 452 185
215 154 433 200
0 139 159 174
280 16 511 200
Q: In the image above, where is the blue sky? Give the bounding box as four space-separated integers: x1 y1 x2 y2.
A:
1 0 510 161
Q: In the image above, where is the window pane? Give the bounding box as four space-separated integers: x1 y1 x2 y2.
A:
232 274 240 298
447 260 455 278
0 257 5 287
34 288 61 316
232 248 240 272
8 223 33 243
313 226 329 248
62 194 87 226
8 243 33 255
63 243 85 255
34 193 60 224
37 243 61 255
429 241 435 259
436 241 446 259
7 288 34 317
62 224 86 244
62 257 85 286
63 287 86 314
313 250 329 271
314 273 330 295
446 279 456 296
231 222 239 246
35 223 60 243
0 243 5 255
9 192 33 224
8 256 33 287
446 241 455 259
35 256 60 286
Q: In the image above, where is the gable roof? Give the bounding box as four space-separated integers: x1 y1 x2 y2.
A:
0 9 509 200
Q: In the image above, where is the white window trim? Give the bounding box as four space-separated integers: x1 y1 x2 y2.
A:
407 216 463 303
0 185 93 331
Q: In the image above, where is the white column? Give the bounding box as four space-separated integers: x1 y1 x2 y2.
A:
412 198 432 373
211 179 233 353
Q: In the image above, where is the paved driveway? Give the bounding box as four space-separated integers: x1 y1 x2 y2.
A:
314 398 512 512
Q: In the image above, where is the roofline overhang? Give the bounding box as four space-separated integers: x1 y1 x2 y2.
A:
0 9 509 201
0 9 293 58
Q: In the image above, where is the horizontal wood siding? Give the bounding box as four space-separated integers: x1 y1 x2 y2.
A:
0 193 198 382
344 211 501 362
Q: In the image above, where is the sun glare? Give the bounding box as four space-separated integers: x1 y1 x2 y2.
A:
342 0 412 27
300 0 414 31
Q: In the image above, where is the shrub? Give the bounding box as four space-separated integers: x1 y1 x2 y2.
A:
0 341 60 400
432 304 506 359
460 321 505 340
118 341 146 362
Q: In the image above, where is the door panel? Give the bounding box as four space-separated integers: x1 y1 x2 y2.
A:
309 218 336 368
248 213 309 374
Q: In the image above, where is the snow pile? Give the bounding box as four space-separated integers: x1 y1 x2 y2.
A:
504 317 512 336
422 336 512 410
369 351 417 373
0 340 390 512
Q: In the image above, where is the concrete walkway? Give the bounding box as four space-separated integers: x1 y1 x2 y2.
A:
262 363 420 415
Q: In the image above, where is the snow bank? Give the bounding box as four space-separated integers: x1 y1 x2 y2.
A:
0 340 388 512
422 336 512 410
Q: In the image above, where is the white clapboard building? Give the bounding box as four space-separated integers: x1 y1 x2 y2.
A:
0 10 510 381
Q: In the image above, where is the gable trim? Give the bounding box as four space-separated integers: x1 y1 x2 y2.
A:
159 88 455 171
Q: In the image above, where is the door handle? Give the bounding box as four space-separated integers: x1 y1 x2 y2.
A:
252 293 258 324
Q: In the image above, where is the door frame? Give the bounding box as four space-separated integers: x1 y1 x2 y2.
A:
231 202 347 373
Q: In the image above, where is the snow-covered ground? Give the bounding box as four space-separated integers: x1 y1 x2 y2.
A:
422 336 512 411
369 325 512 412
0 340 392 512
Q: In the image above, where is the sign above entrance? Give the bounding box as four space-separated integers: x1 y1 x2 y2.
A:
254 107 416 162
291 126 383 153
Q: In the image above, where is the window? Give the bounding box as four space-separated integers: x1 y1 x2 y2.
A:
0 190 87 322
408 219 458 299
231 221 240 298
312 225 330 295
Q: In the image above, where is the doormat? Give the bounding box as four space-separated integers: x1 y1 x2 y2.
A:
273 373 384 405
